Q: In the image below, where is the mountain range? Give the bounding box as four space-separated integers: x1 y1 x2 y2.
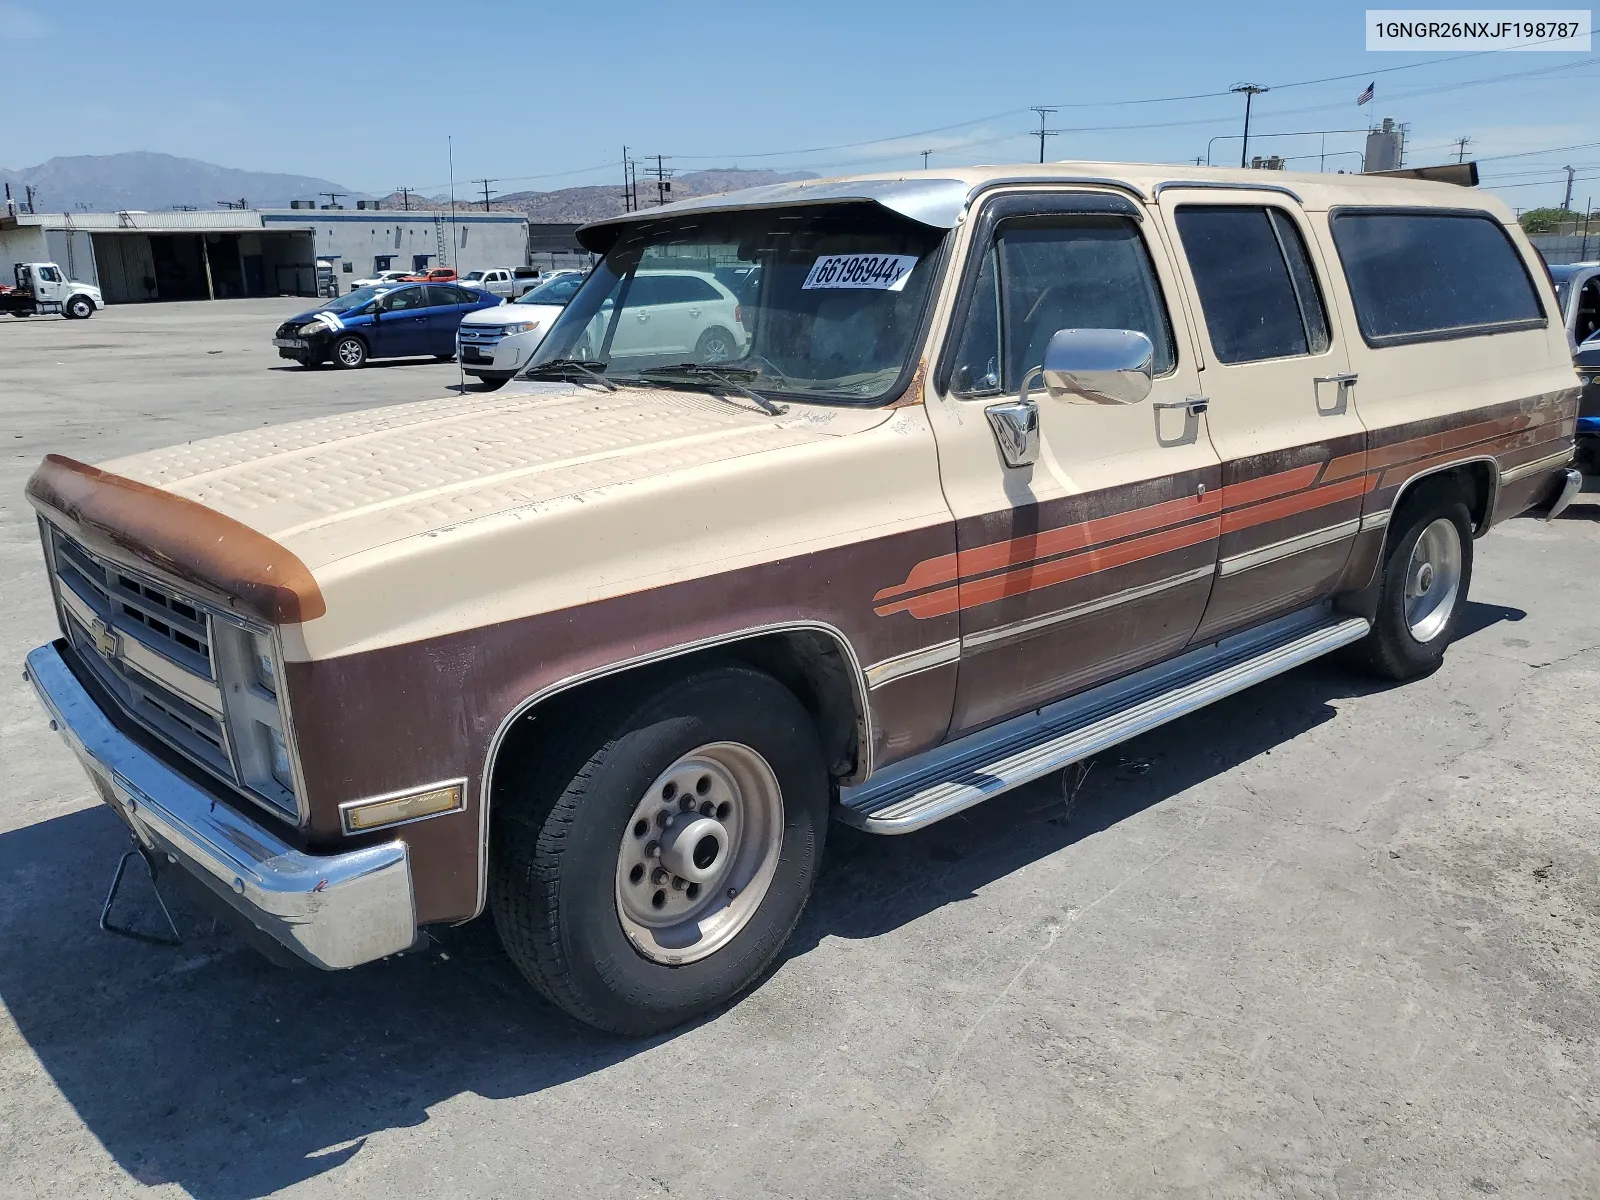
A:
2 153 814 223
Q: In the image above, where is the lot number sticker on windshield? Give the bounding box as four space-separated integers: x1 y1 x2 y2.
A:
802 253 919 292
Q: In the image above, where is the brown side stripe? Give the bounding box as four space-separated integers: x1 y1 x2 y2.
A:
874 399 1572 621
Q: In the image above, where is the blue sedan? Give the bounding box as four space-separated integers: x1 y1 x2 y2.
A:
272 282 502 368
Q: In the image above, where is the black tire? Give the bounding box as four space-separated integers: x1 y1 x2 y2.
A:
473 374 511 391
1343 484 1474 681
695 326 737 363
331 335 367 369
65 295 94 319
490 665 828 1035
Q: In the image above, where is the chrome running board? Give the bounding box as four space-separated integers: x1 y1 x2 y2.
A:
839 606 1370 834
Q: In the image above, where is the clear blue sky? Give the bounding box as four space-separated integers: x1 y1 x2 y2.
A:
4 0 1597 210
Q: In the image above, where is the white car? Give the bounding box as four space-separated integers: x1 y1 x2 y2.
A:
456 270 588 388
349 269 414 290
457 269 747 390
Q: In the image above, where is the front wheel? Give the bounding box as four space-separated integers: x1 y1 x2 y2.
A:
65 295 95 319
490 666 828 1035
1344 487 1473 680
471 374 510 391
332 335 367 369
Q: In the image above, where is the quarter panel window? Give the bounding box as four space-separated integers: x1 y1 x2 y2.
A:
1330 210 1543 344
979 216 1176 391
1174 206 1330 364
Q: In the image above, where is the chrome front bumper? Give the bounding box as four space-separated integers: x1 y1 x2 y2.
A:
25 641 416 969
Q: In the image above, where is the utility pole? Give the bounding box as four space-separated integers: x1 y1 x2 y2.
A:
1230 84 1269 168
921 149 931 169
1453 136 1472 163
1562 165 1576 212
472 178 497 211
645 155 673 206
1193 156 1206 165
24 184 37 213
1029 106 1059 164
318 191 345 209
397 186 412 211
621 146 636 212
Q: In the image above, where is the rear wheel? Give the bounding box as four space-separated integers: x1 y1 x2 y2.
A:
695 326 737 363
490 666 828 1035
332 335 367 369
1344 486 1473 680
65 294 94 319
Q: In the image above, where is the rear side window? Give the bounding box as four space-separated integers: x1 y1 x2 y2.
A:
1175 206 1330 364
1330 210 1543 345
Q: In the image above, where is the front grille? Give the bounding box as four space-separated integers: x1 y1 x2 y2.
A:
457 325 507 347
53 534 212 676
46 526 300 823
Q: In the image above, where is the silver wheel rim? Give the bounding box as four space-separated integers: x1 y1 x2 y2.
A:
614 741 784 965
700 331 734 362
337 339 363 366
1404 517 1462 643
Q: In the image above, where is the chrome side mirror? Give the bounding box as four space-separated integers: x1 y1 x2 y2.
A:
1039 328 1154 406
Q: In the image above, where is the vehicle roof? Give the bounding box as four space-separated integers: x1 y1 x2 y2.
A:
577 161 1521 250
1549 262 1600 279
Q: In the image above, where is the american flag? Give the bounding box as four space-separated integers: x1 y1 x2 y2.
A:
1357 81 1375 105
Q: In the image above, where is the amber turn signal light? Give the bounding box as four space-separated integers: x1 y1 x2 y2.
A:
340 781 464 834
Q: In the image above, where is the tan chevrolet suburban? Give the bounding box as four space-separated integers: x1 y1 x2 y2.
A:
24 164 1583 1034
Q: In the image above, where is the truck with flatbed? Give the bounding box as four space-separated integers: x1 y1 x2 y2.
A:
1 262 103 318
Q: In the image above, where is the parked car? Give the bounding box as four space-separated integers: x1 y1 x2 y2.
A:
456 270 588 388
1548 261 1600 347
458 266 543 298
1575 329 1600 470
1 262 103 319
350 269 413 290
567 269 747 364
271 281 500 367
22 165 1582 1038
403 266 458 283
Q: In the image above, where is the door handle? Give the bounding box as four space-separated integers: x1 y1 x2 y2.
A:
1154 395 1209 415
1314 372 1358 386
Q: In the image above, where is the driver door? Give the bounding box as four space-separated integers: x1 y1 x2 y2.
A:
371 285 430 357
918 193 1223 736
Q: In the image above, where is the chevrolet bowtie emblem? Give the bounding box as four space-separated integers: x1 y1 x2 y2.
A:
89 619 120 659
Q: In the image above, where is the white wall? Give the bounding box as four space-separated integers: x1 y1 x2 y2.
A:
261 211 529 282
0 225 51 280
44 229 98 286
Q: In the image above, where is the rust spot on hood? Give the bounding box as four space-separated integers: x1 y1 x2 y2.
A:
25 454 326 625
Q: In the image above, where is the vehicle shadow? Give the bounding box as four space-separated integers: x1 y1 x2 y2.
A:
0 610 1521 1198
266 358 458 373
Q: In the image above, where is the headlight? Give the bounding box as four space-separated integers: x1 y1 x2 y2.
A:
213 622 301 811
251 630 277 694
298 321 328 336
499 321 540 336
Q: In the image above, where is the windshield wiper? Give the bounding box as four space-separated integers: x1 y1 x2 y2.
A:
638 364 788 416
523 358 616 392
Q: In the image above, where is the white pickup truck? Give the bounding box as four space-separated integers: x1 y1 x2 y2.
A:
457 266 541 299
1 262 104 319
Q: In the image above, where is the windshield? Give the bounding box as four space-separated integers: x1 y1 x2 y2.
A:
461 271 485 281
321 285 391 312
517 274 585 306
526 205 946 403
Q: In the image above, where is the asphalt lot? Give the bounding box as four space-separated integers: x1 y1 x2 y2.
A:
2 298 1599 1199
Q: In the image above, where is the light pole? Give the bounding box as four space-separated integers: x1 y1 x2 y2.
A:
1230 84 1269 168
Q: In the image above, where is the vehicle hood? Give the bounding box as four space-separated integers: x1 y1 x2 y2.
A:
94 382 896 573
278 307 369 334
461 303 562 328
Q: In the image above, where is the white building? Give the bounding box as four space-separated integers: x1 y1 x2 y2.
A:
0 205 531 303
